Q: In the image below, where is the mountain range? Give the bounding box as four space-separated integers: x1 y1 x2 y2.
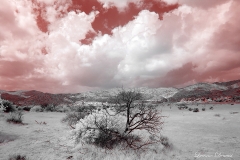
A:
1 79 240 106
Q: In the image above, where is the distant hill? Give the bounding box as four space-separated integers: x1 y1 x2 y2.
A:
169 80 240 103
0 90 80 106
1 79 240 106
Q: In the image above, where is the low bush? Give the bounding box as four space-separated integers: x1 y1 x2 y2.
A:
72 109 127 149
1 100 16 113
177 104 188 110
22 107 31 112
43 104 56 112
193 108 199 112
6 111 24 124
188 108 192 111
210 106 214 110
72 109 160 150
55 105 71 112
202 108 206 111
214 114 220 117
30 105 43 112
93 128 126 149
160 135 173 150
8 154 27 160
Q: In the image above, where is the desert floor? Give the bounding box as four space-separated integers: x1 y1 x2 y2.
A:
0 104 239 160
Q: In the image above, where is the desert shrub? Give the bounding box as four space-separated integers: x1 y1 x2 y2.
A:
55 105 71 112
1 100 16 113
177 104 188 110
22 107 31 111
72 108 161 149
210 106 214 110
214 114 220 117
73 89 164 150
43 104 56 112
160 135 173 150
62 112 86 126
6 111 24 124
72 109 126 148
193 108 199 112
8 154 27 160
202 108 206 111
93 128 123 148
30 105 43 112
230 112 238 114
188 108 192 111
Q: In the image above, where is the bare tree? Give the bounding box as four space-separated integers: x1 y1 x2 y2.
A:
73 88 164 150
105 88 164 149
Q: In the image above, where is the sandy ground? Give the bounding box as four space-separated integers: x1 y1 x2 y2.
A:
160 104 240 159
0 104 239 160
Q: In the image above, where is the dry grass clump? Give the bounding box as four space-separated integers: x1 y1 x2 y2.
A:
62 112 86 126
8 154 28 160
214 114 220 117
160 135 174 150
0 132 18 144
230 112 238 114
6 111 24 124
193 108 199 112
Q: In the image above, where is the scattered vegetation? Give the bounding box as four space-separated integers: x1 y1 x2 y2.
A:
177 104 188 110
29 104 71 112
72 105 97 114
210 106 214 110
202 108 206 111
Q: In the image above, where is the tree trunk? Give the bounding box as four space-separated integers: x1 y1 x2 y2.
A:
125 104 130 133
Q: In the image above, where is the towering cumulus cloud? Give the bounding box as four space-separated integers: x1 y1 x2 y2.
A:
0 0 239 93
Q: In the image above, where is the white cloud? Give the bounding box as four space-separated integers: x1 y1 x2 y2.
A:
163 0 229 8
39 0 232 89
1 0 238 92
97 0 141 10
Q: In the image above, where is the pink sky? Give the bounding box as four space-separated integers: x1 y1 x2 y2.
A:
0 0 239 93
